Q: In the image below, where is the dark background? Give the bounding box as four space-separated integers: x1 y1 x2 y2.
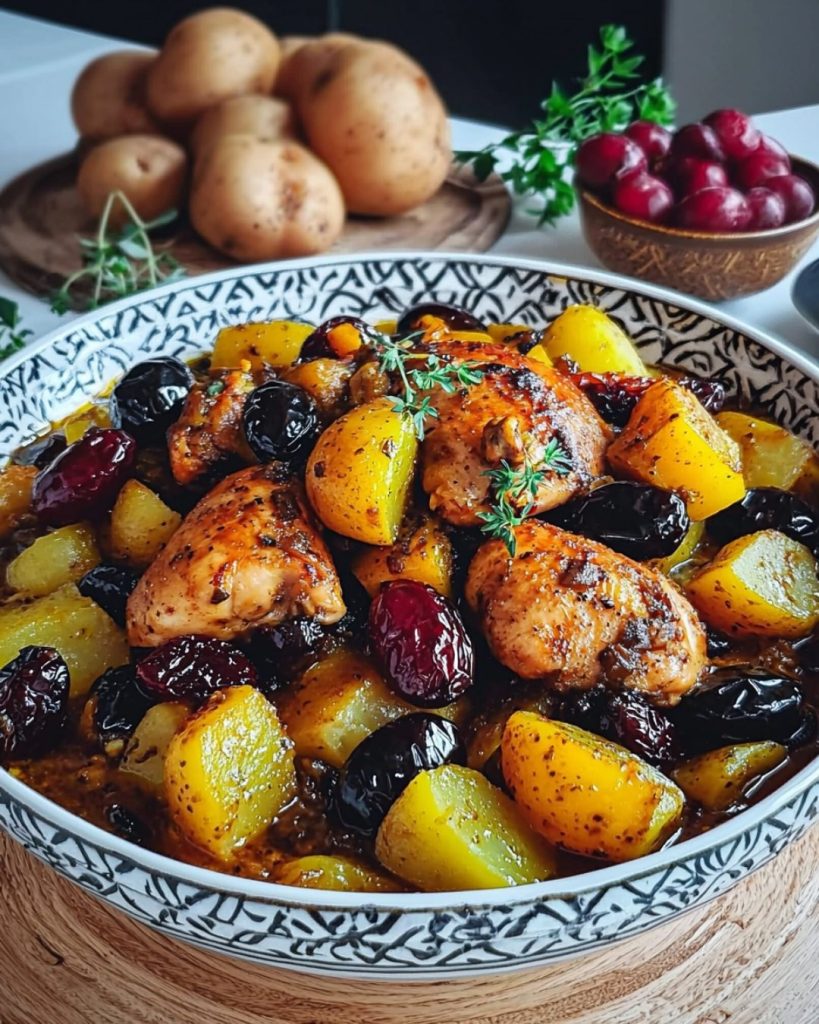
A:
4 1 665 126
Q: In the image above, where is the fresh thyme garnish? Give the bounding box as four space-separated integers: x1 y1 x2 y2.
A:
51 190 186 313
478 440 573 556
0 298 33 362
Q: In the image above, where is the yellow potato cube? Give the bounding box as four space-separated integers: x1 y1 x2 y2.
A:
673 741 786 812
108 480 181 567
276 855 403 892
281 357 354 420
6 522 100 596
62 404 111 444
543 304 646 374
352 515 453 598
716 410 819 492
0 464 36 540
119 702 191 791
211 320 314 370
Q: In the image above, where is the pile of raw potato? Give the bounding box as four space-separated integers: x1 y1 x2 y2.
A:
70 8 453 261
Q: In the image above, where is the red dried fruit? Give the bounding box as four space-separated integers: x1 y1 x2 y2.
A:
136 635 259 702
0 646 70 761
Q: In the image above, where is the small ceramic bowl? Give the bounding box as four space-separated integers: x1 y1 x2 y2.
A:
577 156 819 301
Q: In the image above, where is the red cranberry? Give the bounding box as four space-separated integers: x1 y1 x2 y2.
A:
0 647 69 761
668 157 729 196
675 187 752 232
612 172 674 223
368 580 474 707
703 109 761 161
670 123 726 163
745 187 787 230
755 134 791 167
576 133 647 189
624 121 672 164
136 635 259 702
763 174 816 223
733 151 791 190
32 427 136 527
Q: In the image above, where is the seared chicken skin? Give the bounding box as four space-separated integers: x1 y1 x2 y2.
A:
419 342 610 526
465 520 706 705
127 464 346 646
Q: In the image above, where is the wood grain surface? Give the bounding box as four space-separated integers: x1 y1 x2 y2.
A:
1 825 817 1024
0 152 511 304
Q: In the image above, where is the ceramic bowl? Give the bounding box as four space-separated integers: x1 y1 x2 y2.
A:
0 253 817 980
577 156 819 301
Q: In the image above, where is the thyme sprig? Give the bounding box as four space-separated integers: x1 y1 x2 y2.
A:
0 298 33 362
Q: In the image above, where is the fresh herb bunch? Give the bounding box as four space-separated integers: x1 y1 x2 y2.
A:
456 24 675 225
0 298 33 362
51 190 186 313
478 440 573 555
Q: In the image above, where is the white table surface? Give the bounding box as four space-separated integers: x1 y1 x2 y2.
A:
0 7 817 360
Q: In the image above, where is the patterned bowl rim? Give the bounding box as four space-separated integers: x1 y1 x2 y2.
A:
1 249 817 913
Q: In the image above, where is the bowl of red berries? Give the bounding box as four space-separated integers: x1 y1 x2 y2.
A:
575 109 819 300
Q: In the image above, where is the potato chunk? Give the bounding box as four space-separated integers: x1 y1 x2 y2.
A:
306 398 418 545
165 686 296 860
352 514 453 598
716 410 819 492
276 855 403 892
375 764 556 890
0 584 128 696
673 741 786 811
108 480 181 567
119 702 191 791
502 711 684 861
281 358 353 421
608 379 745 519
6 523 100 596
211 320 314 370
543 305 645 374
686 529 819 637
0 464 36 540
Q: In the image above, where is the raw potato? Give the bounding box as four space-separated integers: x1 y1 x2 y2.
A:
352 514 453 598
189 136 345 261
107 480 181 567
119 702 191 791
146 8 281 128
543 305 646 374
306 398 418 544
0 583 129 696
275 33 360 102
375 764 557 891
6 522 100 596
191 95 296 160
281 358 353 419
76 135 188 228
276 855 403 893
608 378 745 520
0 465 36 540
673 741 786 812
71 51 159 139
295 40 452 216
165 686 296 860
211 320 314 370
715 410 819 492
686 529 819 638
502 711 685 861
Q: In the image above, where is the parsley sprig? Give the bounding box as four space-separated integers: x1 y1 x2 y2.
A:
51 190 186 313
0 298 33 362
478 439 573 556
456 24 675 225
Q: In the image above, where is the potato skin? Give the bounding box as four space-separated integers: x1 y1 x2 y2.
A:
76 134 187 228
190 95 297 161
274 33 360 102
673 741 786 812
296 40 452 215
189 136 345 261
71 51 159 139
146 8 281 128
543 305 646 374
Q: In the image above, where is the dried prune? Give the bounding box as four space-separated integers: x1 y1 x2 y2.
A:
0 647 70 761
396 302 486 334
706 627 735 659
136 634 259 702
242 379 320 463
369 580 474 707
13 432 67 469
244 618 327 690
109 356 194 443
572 372 725 426
795 629 819 674
78 565 141 627
708 488 819 553
541 481 689 560
106 803 151 846
333 713 465 835
32 428 136 526
678 376 726 414
91 665 154 751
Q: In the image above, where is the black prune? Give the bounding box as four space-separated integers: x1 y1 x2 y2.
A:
708 488 819 553
333 713 465 835
706 627 735 659
541 481 689 560
78 565 141 627
106 803 151 846
91 665 154 749
571 372 725 426
109 356 194 443
243 618 327 691
677 376 726 414
136 635 259 702
0 647 70 761
396 302 486 334
242 379 320 463
795 629 819 674
13 432 67 469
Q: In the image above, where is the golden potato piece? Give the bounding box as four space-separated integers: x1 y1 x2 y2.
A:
211 320 314 371
352 514 453 598
276 855 403 892
0 464 36 540
716 410 819 492
673 741 786 812
543 305 645 374
119 702 191 791
281 358 354 421
108 480 181 568
6 522 100 596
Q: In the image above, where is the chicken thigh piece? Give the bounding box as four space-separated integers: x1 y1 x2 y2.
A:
127 464 346 646
419 342 610 527
465 520 706 705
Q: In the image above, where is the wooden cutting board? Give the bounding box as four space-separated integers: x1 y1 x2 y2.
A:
0 825 817 1024
0 152 511 303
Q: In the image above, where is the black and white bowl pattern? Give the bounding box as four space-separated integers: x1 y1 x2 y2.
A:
0 253 817 980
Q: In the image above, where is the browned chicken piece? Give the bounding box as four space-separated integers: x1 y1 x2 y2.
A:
465 520 706 705
127 464 346 646
419 341 610 527
168 367 256 485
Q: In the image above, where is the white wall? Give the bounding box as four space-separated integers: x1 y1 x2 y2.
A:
665 0 819 121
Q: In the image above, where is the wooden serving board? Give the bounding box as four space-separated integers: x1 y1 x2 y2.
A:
0 152 511 302
1 825 817 1024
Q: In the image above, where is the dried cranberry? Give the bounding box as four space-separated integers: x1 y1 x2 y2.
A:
300 316 377 360
396 302 487 335
32 427 136 526
136 635 259 702
0 647 70 761
91 665 154 748
334 713 465 835
708 488 819 554
109 356 194 443
13 432 67 469
78 565 141 627
106 803 151 846
368 580 474 707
